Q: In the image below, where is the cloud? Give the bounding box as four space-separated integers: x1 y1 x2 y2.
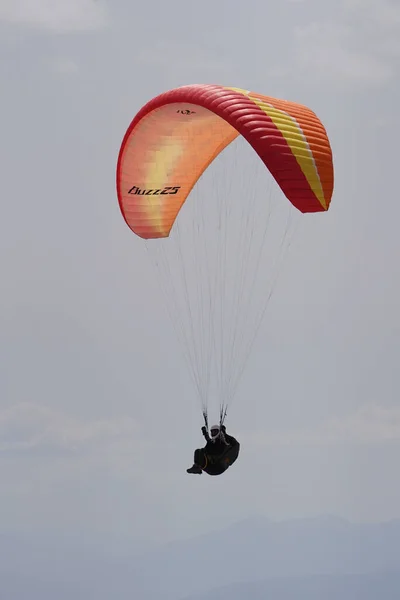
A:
0 0 107 33
248 403 400 447
292 0 400 87
0 402 139 455
0 403 176 486
0 403 175 540
294 22 393 86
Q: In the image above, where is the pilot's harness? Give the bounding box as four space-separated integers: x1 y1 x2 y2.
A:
201 410 231 468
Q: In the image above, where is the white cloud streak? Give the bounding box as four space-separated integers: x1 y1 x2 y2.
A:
0 403 138 454
248 404 400 447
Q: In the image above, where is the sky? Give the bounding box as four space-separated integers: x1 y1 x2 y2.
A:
0 0 400 552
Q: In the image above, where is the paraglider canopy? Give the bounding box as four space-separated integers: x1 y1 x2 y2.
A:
116 83 334 425
117 84 333 239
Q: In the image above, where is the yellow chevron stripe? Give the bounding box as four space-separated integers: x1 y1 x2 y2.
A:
225 87 326 209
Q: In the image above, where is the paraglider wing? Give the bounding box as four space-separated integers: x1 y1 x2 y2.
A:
116 84 334 240
115 83 334 425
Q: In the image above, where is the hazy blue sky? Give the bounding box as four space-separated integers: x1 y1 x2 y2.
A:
1 0 399 550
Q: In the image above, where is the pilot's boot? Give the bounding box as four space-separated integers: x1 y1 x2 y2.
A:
186 464 202 474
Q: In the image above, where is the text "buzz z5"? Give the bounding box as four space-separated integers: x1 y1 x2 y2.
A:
128 185 181 196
